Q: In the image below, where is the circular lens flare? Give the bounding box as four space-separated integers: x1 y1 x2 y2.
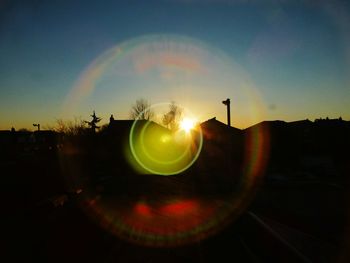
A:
128 103 203 176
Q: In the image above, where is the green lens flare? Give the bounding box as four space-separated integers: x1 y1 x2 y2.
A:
129 119 203 175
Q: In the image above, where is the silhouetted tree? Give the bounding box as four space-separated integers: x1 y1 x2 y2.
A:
85 111 101 133
53 117 86 136
162 101 183 131
130 99 154 120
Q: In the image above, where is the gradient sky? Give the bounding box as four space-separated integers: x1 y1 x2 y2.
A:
0 0 349 130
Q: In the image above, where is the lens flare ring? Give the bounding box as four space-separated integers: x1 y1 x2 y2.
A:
59 34 269 247
129 102 203 176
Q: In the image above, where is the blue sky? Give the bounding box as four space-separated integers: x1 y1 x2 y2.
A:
0 0 349 129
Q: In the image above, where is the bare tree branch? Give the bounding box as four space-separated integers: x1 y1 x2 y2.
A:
162 101 183 131
52 117 87 136
130 99 154 120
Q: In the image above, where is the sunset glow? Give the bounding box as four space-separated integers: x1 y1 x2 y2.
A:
180 118 196 133
1 0 350 255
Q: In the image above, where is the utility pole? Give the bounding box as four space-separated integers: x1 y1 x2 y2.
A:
222 98 231 126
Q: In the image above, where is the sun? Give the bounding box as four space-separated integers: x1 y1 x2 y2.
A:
180 118 196 133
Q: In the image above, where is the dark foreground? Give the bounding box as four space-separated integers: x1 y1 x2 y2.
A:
2 119 350 262
1 170 349 263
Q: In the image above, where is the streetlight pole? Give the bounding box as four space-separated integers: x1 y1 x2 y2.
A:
222 98 231 127
33 123 40 131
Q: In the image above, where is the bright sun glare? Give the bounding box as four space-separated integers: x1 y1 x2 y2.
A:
180 118 196 133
